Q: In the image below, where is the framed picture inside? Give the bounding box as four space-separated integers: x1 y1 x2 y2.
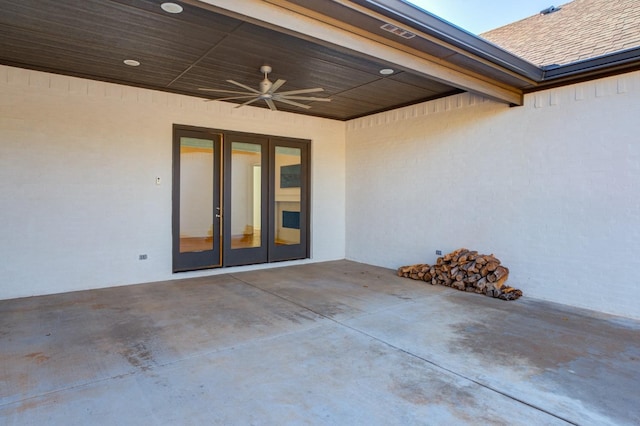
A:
280 164 301 188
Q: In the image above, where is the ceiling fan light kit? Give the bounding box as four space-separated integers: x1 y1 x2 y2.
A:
199 66 331 111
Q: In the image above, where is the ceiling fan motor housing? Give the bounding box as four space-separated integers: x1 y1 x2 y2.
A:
259 65 273 93
260 78 272 93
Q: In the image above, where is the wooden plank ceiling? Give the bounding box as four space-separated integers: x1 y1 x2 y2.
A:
0 0 466 120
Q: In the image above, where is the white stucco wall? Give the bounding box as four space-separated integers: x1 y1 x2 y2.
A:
346 70 640 319
0 65 346 299
4 63 639 320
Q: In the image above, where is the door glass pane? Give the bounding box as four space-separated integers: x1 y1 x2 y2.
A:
231 142 262 249
179 137 214 253
274 146 301 246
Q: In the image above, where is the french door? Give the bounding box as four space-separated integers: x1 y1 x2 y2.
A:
223 133 268 266
269 138 309 262
172 125 309 272
172 128 222 271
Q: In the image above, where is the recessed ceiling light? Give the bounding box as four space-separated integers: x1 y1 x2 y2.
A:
123 59 141 67
161 2 183 14
379 68 394 75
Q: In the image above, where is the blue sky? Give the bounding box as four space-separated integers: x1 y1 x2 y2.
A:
406 0 566 34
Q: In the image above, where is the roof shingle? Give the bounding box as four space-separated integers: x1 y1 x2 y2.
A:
480 0 640 66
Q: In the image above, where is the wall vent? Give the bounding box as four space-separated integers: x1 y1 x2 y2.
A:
380 23 416 39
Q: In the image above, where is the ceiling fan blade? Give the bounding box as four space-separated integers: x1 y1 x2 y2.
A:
234 97 261 108
204 95 258 102
265 98 278 111
276 87 324 96
277 95 331 102
268 79 286 94
198 88 253 94
227 80 261 94
275 98 312 110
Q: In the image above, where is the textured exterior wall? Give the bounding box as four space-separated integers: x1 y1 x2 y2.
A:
0 65 346 299
4 63 639 319
346 71 640 319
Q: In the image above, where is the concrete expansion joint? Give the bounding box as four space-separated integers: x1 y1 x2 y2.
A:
337 322 577 426
0 371 134 411
229 273 578 425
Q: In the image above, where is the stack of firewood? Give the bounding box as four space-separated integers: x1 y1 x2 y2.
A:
397 248 522 300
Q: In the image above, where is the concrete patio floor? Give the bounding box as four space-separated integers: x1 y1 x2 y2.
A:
1 260 639 425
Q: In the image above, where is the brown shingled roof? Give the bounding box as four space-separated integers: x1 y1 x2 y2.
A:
480 0 640 66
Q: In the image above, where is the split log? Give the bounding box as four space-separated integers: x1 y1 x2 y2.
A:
480 265 490 277
486 262 499 272
499 287 523 300
493 266 509 289
452 281 465 291
466 273 480 283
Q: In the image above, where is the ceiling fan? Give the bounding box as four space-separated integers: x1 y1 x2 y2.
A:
198 65 331 111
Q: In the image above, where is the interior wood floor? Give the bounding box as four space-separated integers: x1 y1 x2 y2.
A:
180 233 262 253
180 231 299 253
230 232 261 249
179 237 214 253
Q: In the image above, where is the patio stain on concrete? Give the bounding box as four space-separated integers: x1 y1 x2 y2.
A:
121 342 155 371
446 296 639 371
388 371 508 425
443 294 640 425
14 393 60 414
24 352 50 365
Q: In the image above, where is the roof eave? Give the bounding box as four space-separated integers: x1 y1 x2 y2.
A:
356 0 640 93
541 46 640 82
350 0 544 81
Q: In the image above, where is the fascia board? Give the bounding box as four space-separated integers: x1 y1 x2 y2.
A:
542 46 640 81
